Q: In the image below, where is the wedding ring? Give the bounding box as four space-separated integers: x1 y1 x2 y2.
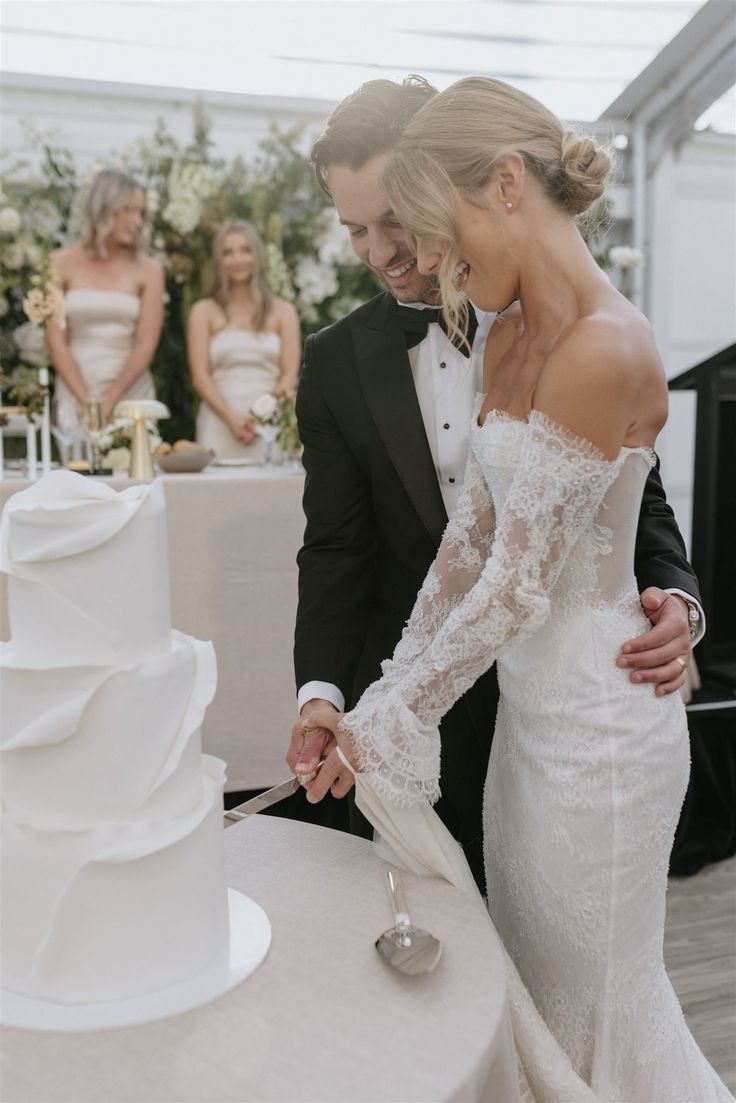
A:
674 655 688 670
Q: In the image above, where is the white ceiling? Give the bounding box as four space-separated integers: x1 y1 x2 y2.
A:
1 0 733 128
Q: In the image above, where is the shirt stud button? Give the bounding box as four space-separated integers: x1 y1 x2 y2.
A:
448 477 456 484
439 361 447 369
443 422 450 430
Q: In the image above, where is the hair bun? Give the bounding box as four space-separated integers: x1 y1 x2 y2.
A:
559 131 611 216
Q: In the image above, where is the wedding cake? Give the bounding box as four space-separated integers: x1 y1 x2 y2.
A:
0 472 229 1006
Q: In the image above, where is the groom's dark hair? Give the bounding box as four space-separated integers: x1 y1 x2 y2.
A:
311 76 437 195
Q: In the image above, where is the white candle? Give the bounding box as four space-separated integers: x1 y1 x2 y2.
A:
26 418 38 480
39 367 51 475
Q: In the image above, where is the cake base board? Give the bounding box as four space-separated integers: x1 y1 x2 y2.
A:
0 888 270 1032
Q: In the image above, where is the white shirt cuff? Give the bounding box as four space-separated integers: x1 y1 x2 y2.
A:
297 681 345 713
665 589 706 646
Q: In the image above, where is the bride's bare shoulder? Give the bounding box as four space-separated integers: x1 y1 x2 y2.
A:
535 305 667 457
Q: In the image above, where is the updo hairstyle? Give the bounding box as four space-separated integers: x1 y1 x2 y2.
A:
383 76 612 344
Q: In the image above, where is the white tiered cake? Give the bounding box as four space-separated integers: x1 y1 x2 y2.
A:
0 472 232 1013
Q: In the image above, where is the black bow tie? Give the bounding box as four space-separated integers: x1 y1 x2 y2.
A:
389 299 478 358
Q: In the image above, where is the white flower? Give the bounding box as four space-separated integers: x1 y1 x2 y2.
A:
265 242 296 301
251 393 278 421
13 321 47 365
0 294 9 318
162 197 201 234
315 208 360 268
294 255 339 306
608 246 644 271
146 188 160 216
23 241 42 268
27 199 62 240
0 206 22 235
2 243 25 270
153 233 166 250
105 447 131 471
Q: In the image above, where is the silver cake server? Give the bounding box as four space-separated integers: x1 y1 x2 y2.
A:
375 869 442 975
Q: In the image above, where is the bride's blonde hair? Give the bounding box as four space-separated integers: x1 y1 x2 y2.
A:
383 76 612 347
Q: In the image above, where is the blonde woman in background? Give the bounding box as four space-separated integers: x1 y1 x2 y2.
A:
47 169 164 428
187 220 300 460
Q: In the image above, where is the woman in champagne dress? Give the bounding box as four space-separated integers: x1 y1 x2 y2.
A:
302 78 732 1101
188 220 300 461
46 169 164 433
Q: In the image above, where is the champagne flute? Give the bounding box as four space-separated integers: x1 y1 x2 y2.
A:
82 400 104 473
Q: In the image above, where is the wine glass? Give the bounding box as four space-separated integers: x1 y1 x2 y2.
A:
82 400 104 472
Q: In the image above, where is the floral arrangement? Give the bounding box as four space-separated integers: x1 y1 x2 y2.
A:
1 105 624 446
607 245 644 298
96 417 162 472
1 106 379 441
250 392 280 426
250 392 301 459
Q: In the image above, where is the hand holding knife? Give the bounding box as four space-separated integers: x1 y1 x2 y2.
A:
224 761 324 824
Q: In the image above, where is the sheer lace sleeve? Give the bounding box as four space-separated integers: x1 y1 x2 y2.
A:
341 411 628 806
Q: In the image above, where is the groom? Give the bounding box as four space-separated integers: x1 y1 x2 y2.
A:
287 77 703 889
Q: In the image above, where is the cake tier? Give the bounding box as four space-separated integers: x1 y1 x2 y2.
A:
1 755 230 1004
1 631 216 829
1 472 171 667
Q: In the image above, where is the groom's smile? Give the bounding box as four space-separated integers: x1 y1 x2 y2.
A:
326 154 439 304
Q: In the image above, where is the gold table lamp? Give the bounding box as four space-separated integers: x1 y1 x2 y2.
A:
113 399 170 481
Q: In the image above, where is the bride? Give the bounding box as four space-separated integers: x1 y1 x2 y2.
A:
301 78 732 1101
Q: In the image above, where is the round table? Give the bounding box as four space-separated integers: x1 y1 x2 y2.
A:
1 817 519 1102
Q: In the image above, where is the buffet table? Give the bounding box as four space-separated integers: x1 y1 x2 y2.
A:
0 816 519 1103
0 467 305 789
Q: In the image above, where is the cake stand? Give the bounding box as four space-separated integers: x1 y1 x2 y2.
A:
1 888 270 1032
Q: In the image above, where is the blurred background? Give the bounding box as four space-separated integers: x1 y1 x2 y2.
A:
2 0 735 548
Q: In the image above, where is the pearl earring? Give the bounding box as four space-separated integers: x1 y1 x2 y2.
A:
506 202 513 209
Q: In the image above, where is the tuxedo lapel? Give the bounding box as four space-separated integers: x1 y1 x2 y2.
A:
351 296 448 546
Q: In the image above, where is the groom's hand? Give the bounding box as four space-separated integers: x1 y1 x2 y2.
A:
287 698 336 779
617 588 691 697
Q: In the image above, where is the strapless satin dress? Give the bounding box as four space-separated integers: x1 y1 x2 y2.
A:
54 289 155 430
195 327 281 461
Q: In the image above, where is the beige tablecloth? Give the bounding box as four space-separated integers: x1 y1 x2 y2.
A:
0 468 305 789
0 816 519 1103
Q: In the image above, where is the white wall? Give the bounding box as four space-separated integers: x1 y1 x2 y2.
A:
647 130 736 554
0 72 334 170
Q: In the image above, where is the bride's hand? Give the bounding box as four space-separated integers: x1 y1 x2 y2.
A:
299 708 359 804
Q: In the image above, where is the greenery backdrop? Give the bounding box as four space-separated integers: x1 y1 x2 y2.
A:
1 105 619 442
0 104 379 440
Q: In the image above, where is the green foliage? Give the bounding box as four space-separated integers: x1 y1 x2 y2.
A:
1 104 379 440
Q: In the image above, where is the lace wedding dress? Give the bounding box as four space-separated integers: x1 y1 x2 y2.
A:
342 401 732 1102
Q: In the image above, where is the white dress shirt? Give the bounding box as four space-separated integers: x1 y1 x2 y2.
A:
298 305 703 712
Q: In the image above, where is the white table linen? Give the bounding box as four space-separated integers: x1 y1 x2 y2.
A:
0 467 305 789
1 816 519 1103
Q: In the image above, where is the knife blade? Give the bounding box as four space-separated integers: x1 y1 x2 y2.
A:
223 761 324 824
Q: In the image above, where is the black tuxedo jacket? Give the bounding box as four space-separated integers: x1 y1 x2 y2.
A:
294 291 701 886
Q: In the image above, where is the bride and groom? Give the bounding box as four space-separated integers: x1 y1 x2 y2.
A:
287 76 731 1100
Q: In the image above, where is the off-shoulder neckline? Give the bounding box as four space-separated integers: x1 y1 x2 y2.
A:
474 398 656 466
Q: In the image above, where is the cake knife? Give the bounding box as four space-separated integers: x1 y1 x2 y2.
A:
224 762 324 824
